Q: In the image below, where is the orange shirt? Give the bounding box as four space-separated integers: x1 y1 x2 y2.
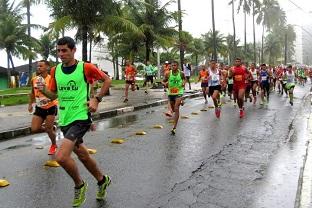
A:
199 70 209 83
125 65 136 81
33 75 57 109
49 62 106 92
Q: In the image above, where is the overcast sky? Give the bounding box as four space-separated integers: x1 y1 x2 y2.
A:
1 0 312 67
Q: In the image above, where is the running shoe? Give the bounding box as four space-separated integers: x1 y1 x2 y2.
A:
48 144 57 155
239 109 245 118
72 182 88 207
136 85 140 90
123 98 128 103
96 175 111 201
171 128 176 135
144 90 148 94
205 100 208 104
290 101 293 106
253 97 257 105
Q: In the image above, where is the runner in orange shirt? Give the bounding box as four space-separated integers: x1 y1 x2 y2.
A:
124 60 138 103
197 65 209 104
28 60 58 155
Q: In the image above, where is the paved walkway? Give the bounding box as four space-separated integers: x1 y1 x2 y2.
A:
0 83 201 133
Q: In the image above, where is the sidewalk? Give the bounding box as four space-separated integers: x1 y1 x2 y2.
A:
0 83 201 140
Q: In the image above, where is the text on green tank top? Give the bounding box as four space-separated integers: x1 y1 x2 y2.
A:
168 70 184 95
55 61 89 126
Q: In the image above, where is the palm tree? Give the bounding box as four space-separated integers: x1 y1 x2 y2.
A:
36 33 56 60
47 0 125 61
22 0 38 77
256 0 286 63
0 0 38 87
202 30 227 62
264 33 281 65
125 0 177 62
190 38 205 67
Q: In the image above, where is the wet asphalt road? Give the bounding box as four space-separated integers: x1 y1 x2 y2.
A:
0 84 311 208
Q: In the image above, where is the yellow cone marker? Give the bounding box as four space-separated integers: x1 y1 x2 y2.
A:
0 179 10 187
87 148 97 154
200 109 208 112
181 116 189 119
153 125 163 129
191 112 199 115
44 160 60 167
136 131 147 135
168 120 175 123
111 138 125 144
208 106 215 109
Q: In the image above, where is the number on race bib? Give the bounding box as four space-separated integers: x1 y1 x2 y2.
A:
234 75 242 81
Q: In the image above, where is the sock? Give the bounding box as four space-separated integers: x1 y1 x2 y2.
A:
98 175 106 186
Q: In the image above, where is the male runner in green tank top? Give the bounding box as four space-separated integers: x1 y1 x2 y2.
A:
38 37 112 207
162 61 185 135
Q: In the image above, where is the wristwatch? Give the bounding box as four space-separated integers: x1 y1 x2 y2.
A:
95 96 103 103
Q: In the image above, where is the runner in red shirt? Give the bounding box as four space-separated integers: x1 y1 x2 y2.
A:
229 58 246 118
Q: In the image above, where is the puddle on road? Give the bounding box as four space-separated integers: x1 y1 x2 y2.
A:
96 114 138 131
252 108 309 208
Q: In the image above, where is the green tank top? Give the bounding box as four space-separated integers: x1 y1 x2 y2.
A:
168 70 184 95
55 61 89 126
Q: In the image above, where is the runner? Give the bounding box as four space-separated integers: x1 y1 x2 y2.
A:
197 65 209 104
285 65 296 106
163 61 185 135
244 65 253 103
28 60 58 155
143 61 155 94
229 58 246 118
124 60 138 103
183 61 191 90
249 63 258 105
208 60 222 118
259 64 271 105
39 37 112 207
226 65 234 100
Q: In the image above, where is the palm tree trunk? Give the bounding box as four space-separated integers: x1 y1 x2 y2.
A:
284 32 287 65
178 0 184 67
7 52 11 88
261 24 264 64
253 0 256 63
145 40 150 62
115 58 119 80
9 54 15 70
211 0 217 60
26 1 32 79
82 25 88 61
232 0 236 60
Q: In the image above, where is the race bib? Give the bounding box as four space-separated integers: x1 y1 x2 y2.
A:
261 76 267 81
170 88 179 94
234 75 242 81
228 79 233 84
35 97 50 107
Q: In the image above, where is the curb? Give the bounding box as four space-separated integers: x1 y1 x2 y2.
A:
0 92 202 141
